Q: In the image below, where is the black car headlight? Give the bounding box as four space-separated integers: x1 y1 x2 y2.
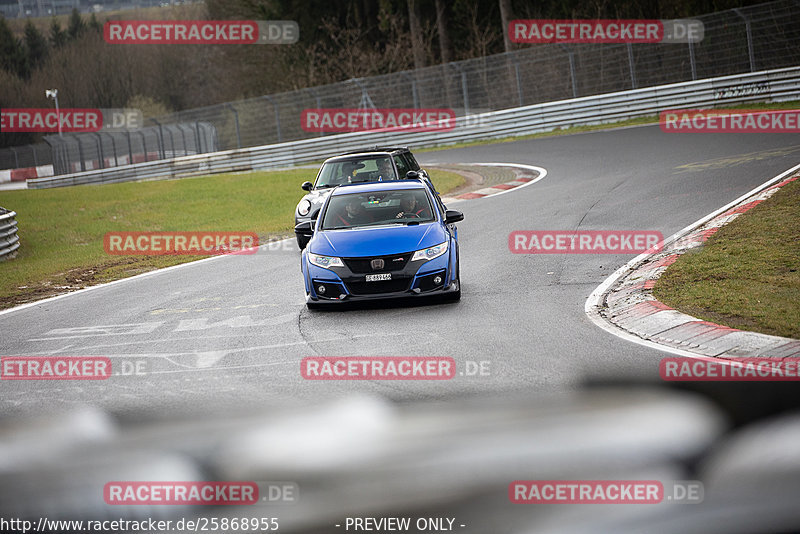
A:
297 199 312 216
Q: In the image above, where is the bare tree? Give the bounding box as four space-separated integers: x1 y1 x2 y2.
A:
434 0 452 64
407 0 426 70
499 0 514 53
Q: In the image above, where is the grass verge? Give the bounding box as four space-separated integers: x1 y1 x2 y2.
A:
653 177 800 339
0 168 463 309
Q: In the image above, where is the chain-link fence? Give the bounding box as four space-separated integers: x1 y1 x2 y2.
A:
2 0 798 175
44 122 218 175
0 122 218 175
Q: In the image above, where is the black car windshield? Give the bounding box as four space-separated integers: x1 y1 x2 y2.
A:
316 156 396 187
321 190 435 230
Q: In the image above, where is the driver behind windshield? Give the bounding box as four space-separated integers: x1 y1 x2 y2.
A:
332 197 372 227
395 193 431 219
376 158 396 181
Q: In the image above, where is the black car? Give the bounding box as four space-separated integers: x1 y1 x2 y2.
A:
294 147 435 250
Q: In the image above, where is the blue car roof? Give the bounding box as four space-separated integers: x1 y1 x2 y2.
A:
330 180 428 196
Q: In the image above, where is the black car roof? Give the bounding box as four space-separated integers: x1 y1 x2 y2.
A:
340 146 410 156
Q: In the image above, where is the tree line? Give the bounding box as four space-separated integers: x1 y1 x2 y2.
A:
1 0 769 149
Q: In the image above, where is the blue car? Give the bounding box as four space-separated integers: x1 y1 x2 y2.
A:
295 180 463 308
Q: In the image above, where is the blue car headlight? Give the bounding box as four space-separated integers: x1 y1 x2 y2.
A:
411 241 448 262
308 253 344 269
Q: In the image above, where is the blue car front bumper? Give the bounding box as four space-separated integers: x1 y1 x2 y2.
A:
302 244 458 304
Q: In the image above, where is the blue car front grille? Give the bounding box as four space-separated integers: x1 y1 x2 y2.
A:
342 254 411 274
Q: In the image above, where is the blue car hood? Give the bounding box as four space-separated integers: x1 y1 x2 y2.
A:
311 223 446 257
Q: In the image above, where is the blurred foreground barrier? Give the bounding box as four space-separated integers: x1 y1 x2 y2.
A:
0 208 19 261
27 66 800 189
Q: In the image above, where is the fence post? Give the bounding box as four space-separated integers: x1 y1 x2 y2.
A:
263 96 282 143
560 44 578 98
164 127 175 158
307 88 324 137
107 133 119 167
125 131 134 165
510 54 524 107
10 147 19 169
225 104 242 149
450 64 470 115
627 43 637 89
32 145 38 167
177 125 189 156
42 137 59 175
401 72 420 108
192 123 201 154
137 131 148 162
75 135 86 171
151 118 166 159
733 8 756 72
688 40 697 80
91 132 105 169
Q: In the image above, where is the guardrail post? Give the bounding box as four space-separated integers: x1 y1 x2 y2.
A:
560 44 578 98
225 104 242 149
627 43 637 89
733 8 756 72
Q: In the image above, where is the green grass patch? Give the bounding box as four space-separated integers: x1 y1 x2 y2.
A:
653 177 800 339
0 167 463 308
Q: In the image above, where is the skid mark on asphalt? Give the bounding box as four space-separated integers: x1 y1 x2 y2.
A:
674 145 800 173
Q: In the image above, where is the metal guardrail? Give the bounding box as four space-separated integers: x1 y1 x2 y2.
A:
27 66 800 189
0 208 20 261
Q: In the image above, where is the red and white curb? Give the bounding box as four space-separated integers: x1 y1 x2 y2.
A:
586 162 800 361
0 165 54 184
439 163 547 203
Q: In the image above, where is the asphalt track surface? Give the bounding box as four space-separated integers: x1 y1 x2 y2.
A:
1 125 799 419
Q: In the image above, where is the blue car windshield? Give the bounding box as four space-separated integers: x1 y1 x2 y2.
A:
316 157 396 187
321 190 435 230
